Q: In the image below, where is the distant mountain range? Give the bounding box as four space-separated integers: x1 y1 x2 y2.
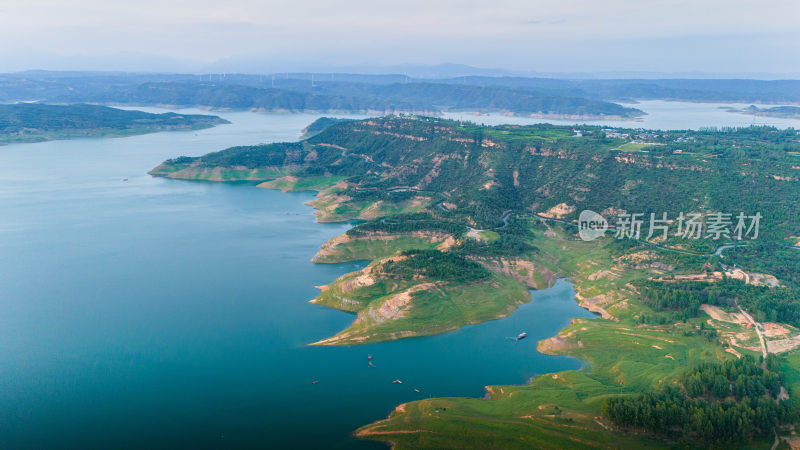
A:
2 71 799 118
0 72 642 118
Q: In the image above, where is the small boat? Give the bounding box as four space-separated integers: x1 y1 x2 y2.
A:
392 379 403 384
367 355 372 360
414 388 420 393
516 332 527 340
312 380 318 384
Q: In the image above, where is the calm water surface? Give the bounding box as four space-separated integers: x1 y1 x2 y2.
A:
0 110 595 449
444 100 800 130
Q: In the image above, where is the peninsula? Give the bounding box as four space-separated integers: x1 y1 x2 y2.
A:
727 105 800 119
0 103 228 145
152 115 800 447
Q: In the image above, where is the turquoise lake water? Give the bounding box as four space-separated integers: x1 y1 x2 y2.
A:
0 111 596 448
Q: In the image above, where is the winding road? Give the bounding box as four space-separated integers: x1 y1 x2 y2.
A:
736 298 767 360
715 244 745 258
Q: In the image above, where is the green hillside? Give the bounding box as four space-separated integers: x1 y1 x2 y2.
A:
152 115 800 447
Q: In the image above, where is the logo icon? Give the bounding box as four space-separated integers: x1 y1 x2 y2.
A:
578 210 608 241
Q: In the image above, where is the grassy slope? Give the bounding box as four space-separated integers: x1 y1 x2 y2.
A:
256 175 347 192
307 192 432 223
312 235 447 263
311 261 530 345
781 352 800 405
147 164 290 181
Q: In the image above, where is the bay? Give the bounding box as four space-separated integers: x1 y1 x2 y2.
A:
0 110 594 449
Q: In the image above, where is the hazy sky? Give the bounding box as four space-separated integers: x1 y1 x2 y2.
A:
1 0 798 74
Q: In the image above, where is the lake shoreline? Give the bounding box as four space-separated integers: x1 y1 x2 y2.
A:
202 176 602 443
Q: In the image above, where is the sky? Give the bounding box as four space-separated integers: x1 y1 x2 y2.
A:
0 0 798 75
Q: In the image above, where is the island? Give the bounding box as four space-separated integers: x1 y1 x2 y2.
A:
726 105 800 119
0 103 229 145
152 115 800 448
